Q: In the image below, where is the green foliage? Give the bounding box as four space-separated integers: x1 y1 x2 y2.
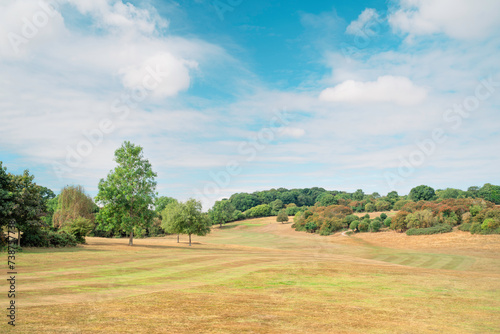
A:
436 188 464 199
96 141 157 246
53 185 96 230
285 205 302 216
316 193 336 207
21 227 77 247
208 199 235 227
406 224 452 235
343 214 359 225
304 221 318 233
380 213 387 220
384 217 392 227
375 200 391 212
391 211 410 232
478 183 500 204
270 199 284 213
61 217 94 244
393 199 412 210
364 203 376 212
386 191 399 204
244 204 272 218
405 210 437 229
458 223 471 231
409 185 436 201
276 209 289 224
369 220 381 232
480 218 500 234
350 220 359 231
470 223 482 234
232 210 246 221
358 220 369 232
319 218 343 235
161 199 211 245
154 196 177 216
352 189 364 201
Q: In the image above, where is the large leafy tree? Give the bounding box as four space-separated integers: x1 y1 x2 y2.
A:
276 209 288 224
161 200 184 243
208 199 235 228
6 170 46 246
96 141 157 246
409 185 436 201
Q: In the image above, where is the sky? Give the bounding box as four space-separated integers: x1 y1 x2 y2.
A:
0 0 499 209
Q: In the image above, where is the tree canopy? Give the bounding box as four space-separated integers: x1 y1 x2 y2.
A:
96 141 157 246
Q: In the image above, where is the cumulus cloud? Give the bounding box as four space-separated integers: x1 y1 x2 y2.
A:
345 8 381 37
319 76 427 105
119 53 198 98
388 0 500 40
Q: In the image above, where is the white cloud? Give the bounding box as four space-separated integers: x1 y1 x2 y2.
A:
278 127 306 138
119 53 197 98
65 0 168 34
319 76 427 105
388 0 500 40
345 8 380 37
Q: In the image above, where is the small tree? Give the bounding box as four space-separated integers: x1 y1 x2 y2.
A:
276 209 288 224
183 199 211 246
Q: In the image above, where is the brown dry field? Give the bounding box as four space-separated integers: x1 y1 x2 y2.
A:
2 217 500 333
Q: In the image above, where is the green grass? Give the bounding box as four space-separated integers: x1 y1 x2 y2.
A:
2 216 500 333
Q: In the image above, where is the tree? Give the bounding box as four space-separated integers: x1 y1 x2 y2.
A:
270 199 284 213
478 183 500 204
386 191 399 204
208 199 235 228
276 209 288 224
0 162 14 246
5 170 46 246
183 199 211 246
161 201 184 243
96 141 157 246
154 196 177 217
316 193 336 207
409 185 436 201
352 189 365 201
52 185 96 243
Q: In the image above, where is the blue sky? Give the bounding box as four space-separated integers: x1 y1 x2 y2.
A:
1 0 499 209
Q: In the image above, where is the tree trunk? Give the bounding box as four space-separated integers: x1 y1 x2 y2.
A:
189 234 191 246
17 228 21 247
177 234 179 243
220 222 222 228
128 230 133 246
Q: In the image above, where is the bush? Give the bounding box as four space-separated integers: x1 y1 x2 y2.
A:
244 204 272 218
343 214 359 225
350 221 359 231
232 210 246 221
470 223 482 234
319 218 344 236
21 227 78 247
458 223 472 231
480 218 500 234
369 220 381 232
406 224 452 236
62 217 94 244
393 199 412 211
358 221 370 232
380 213 387 220
305 221 318 233
384 217 392 227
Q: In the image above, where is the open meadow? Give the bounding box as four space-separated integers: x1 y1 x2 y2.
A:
3 217 500 333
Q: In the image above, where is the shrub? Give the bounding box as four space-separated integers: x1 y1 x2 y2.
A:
369 220 381 232
343 214 359 225
406 224 452 236
358 221 370 232
384 217 392 227
380 213 387 220
319 218 344 236
21 228 78 247
232 210 246 221
305 221 318 233
405 210 437 229
458 223 472 231
285 206 302 216
364 214 370 219
62 217 94 244
469 223 482 234
481 218 500 234
393 199 412 211
350 221 359 231
375 200 391 212
244 204 272 218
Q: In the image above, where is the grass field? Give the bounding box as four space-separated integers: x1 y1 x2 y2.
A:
3 217 500 333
